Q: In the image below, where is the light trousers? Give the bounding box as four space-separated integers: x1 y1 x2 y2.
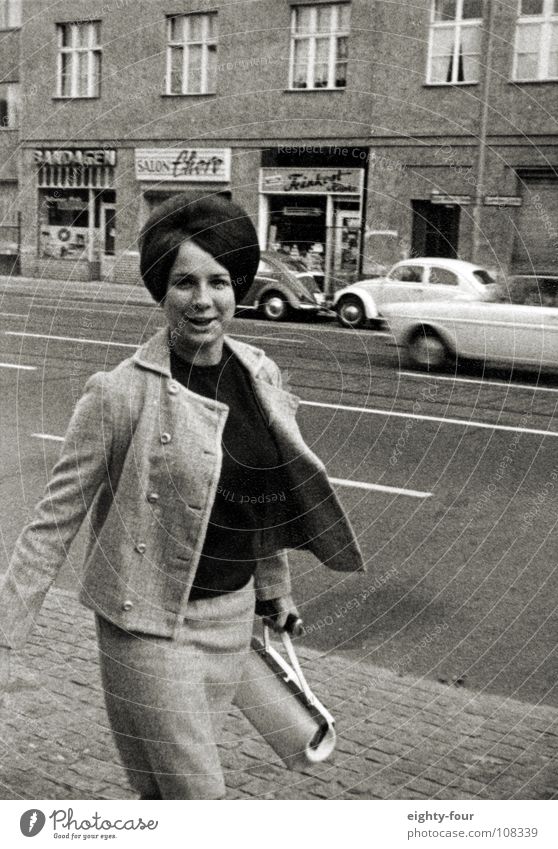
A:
95 582 255 799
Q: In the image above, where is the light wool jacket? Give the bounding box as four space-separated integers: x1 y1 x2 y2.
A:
0 329 364 649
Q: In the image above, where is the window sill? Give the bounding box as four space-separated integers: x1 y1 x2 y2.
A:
52 96 101 101
284 87 346 93
423 82 479 88
161 92 217 98
509 78 558 85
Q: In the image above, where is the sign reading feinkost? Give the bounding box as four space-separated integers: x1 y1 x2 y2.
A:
135 148 231 182
260 168 364 195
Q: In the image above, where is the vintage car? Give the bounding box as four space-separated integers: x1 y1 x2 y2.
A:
237 251 326 321
333 258 502 329
384 298 558 371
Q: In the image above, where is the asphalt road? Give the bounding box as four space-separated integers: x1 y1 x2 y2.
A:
1 285 557 709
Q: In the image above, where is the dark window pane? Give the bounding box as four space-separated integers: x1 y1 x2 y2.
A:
462 0 483 19
434 0 457 22
520 0 544 14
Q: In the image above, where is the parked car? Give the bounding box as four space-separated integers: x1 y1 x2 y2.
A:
237 251 326 321
333 258 502 329
384 298 558 371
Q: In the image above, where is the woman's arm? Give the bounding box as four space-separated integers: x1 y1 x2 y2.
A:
0 373 113 650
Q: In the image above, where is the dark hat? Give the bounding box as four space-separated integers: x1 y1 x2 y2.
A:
139 192 260 303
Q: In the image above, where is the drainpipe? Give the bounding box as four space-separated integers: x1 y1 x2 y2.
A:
472 0 496 263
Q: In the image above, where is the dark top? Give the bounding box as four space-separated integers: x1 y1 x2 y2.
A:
170 345 284 599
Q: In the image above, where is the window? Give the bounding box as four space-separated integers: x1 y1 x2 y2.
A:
390 265 424 282
513 0 558 80
428 267 459 285
427 0 483 84
0 0 21 29
473 269 496 285
166 13 218 94
290 3 351 89
0 83 19 128
57 21 102 98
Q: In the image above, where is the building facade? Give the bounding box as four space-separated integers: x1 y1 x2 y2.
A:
2 0 557 289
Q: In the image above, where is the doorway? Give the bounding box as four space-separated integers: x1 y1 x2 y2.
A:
101 204 116 279
411 200 460 258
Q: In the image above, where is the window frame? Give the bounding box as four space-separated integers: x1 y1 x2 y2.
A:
165 12 218 95
56 21 102 99
0 0 21 30
512 0 558 81
288 2 351 91
426 0 484 86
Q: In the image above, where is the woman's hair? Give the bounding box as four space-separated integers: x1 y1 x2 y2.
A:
139 192 260 303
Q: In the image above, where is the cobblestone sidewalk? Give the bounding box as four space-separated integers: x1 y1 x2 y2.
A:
1 589 557 800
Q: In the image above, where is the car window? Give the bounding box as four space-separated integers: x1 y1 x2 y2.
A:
428 267 459 286
389 265 423 283
473 269 496 286
508 276 558 308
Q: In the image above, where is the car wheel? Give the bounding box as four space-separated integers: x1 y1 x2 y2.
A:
336 296 366 329
259 292 289 321
407 327 452 370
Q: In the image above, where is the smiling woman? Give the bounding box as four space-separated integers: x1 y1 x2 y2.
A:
0 191 364 800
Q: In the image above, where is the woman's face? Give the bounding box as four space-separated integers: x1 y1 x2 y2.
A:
164 239 235 365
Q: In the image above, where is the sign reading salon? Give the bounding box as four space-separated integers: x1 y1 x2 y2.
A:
135 148 231 182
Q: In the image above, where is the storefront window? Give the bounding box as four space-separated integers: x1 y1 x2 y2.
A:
38 189 115 260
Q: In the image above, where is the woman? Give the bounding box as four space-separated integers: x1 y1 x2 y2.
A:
0 193 364 799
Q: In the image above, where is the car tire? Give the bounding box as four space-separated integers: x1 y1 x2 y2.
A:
407 326 452 370
336 295 366 329
259 291 289 321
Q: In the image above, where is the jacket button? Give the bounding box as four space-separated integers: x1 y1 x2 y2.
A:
122 600 134 612
160 432 172 444
168 383 179 395
147 492 159 503
135 542 147 554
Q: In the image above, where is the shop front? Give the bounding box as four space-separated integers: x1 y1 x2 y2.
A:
258 165 365 294
134 147 232 222
35 147 117 280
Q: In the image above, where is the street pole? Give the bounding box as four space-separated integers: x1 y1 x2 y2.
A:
472 0 496 264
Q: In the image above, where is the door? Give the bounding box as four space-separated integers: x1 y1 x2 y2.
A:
101 205 116 280
412 200 460 258
333 207 361 284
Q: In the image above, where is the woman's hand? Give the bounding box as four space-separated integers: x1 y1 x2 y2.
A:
255 595 303 636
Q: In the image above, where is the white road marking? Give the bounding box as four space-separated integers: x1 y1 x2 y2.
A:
30 432 430 498
7 329 302 348
232 334 303 345
0 362 36 371
0 312 27 318
399 370 558 394
330 477 431 498
32 433 63 442
9 330 557 437
5 331 137 348
301 400 558 438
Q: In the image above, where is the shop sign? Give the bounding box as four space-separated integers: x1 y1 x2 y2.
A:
34 148 117 167
431 192 472 205
135 148 231 182
260 168 364 195
484 196 522 207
